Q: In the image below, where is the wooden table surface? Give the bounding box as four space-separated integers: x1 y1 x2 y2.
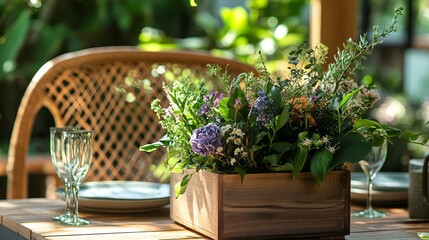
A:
0 198 428 240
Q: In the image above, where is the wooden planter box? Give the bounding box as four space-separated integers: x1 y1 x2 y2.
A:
170 169 350 240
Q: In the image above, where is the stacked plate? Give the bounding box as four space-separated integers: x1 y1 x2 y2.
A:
351 172 409 205
56 181 170 213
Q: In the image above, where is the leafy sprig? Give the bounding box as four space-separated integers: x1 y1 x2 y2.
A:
323 7 403 95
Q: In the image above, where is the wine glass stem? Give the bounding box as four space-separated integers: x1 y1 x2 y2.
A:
367 176 373 210
71 184 80 220
64 182 71 216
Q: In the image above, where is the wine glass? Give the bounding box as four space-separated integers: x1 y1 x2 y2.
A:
61 129 93 226
352 139 388 218
50 127 77 223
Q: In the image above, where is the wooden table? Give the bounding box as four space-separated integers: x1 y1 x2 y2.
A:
0 198 428 240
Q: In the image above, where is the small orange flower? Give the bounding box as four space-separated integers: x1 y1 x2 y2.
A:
289 97 317 127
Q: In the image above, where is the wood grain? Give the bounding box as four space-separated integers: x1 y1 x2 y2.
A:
1 198 429 239
170 170 350 239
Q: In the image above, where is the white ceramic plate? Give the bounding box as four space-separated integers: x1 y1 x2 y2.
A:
351 172 408 204
351 172 408 192
351 188 408 203
56 181 170 213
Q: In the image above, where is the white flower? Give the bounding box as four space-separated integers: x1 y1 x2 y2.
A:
232 128 245 137
321 135 332 144
326 144 339 154
221 124 232 135
230 158 236 165
234 148 241 155
302 138 312 147
217 147 223 153
233 137 241 145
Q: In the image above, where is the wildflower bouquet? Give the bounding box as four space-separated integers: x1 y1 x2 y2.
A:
141 7 425 196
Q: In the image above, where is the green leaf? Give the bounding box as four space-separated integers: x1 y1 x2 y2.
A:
331 132 371 169
139 142 164 152
165 157 182 173
228 87 249 118
190 0 197 6
252 143 266 152
271 142 292 153
269 85 282 109
254 132 267 145
159 134 171 145
310 149 332 184
219 87 248 122
276 107 290 131
219 97 233 121
174 173 194 198
272 162 293 172
330 94 342 110
353 119 382 129
401 130 419 141
362 75 373 85
263 154 278 167
340 87 362 112
220 7 249 34
293 144 309 178
418 232 429 239
0 9 31 79
234 166 246 183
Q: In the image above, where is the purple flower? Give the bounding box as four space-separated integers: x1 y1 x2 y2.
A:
309 95 320 102
213 93 224 107
198 91 224 116
253 91 276 129
234 99 242 109
204 91 219 102
198 104 210 115
190 124 222 156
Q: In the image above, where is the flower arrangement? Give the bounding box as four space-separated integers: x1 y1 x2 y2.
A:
141 7 427 197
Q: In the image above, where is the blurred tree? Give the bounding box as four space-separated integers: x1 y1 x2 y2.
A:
139 0 310 66
0 0 199 146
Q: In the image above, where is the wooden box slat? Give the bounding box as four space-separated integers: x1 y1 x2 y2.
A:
170 170 350 240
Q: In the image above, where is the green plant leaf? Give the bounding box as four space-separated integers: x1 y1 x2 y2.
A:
174 173 194 198
271 141 292 153
310 149 332 184
139 142 164 152
269 85 282 109
219 97 233 121
340 87 362 112
272 162 293 172
353 119 382 129
329 94 342 110
0 9 31 80
292 144 308 178
276 107 290 131
263 154 278 167
418 232 429 239
331 132 371 169
190 0 197 7
234 166 246 183
228 86 249 118
220 7 249 34
401 130 419 141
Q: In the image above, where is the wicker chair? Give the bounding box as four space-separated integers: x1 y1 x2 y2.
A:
6 46 256 199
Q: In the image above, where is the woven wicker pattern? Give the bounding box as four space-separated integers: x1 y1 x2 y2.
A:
7 47 256 198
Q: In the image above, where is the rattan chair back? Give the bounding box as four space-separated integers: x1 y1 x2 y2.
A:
7 47 256 198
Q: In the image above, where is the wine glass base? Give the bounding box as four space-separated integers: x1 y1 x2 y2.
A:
52 213 71 222
59 217 91 226
352 208 386 218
